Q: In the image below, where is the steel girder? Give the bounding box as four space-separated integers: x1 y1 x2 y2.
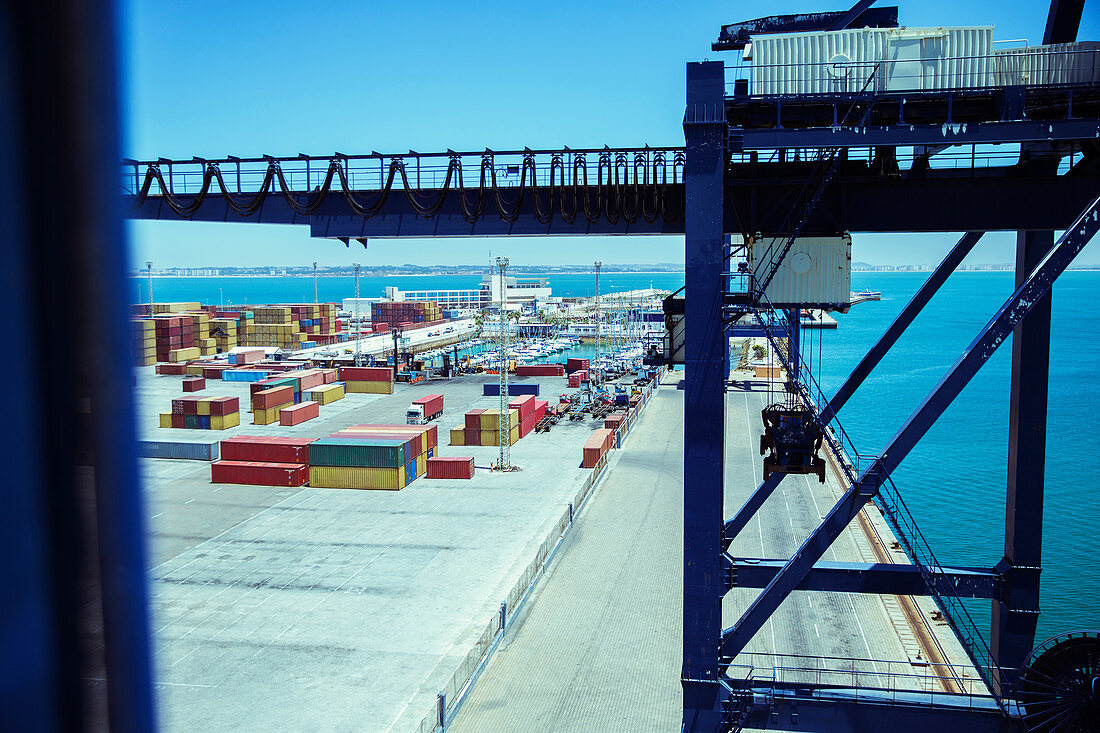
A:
725 558 1001 599
124 166 1100 237
681 60 730 733
720 194 1100 662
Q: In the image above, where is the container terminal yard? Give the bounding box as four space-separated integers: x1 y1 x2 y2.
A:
6 1 1100 733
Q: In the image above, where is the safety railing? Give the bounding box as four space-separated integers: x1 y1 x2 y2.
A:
725 46 1100 98
727 652 1001 708
725 142 1084 174
122 147 685 196
413 369 663 733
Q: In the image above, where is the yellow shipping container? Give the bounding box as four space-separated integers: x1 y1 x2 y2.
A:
201 346 217 356
480 426 520 446
309 465 406 490
252 402 292 425
152 301 201 313
185 364 205 376
132 319 154 332
211 412 240 430
308 384 345 404
479 408 520 431
449 427 465 446
196 398 212 416
345 380 394 394
168 347 201 363
158 413 173 428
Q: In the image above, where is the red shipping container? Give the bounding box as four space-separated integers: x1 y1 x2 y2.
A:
211 460 308 487
582 428 613 468
279 401 319 426
411 394 444 417
252 385 294 410
605 414 624 430
156 363 187 375
321 369 338 384
515 364 565 377
426 425 438 448
426 456 475 479
339 366 393 382
508 395 535 421
201 365 230 379
171 413 185 428
566 358 590 373
534 400 549 421
373 323 389 333
464 409 486 430
209 396 239 416
519 414 536 438
220 436 314 463
182 377 205 392
464 428 481 446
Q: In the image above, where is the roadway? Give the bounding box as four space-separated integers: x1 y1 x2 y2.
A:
449 370 981 732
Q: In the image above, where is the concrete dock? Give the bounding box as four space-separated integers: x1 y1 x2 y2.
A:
132 356 981 731
448 370 981 731
134 368 639 731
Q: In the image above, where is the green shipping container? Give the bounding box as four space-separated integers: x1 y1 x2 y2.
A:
308 438 407 468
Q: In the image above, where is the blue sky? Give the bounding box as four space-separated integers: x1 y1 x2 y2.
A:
121 0 1099 268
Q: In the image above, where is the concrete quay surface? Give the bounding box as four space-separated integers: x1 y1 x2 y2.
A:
134 367 627 731
448 372 982 732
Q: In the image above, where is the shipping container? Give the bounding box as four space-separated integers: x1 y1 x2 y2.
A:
464 409 486 430
211 460 308 487
209 396 239 416
993 41 1100 87
483 382 540 397
427 456 475 479
479 408 520 431
450 427 465 446
139 440 219 460
748 234 851 308
252 402 292 425
309 464 406 490
307 383 346 404
480 426 520 446
515 364 565 377
338 366 393 381
582 428 614 468
519 414 536 438
534 400 549 422
749 26 994 96
308 438 408 468
221 436 313 463
464 428 481 446
508 395 536 421
222 369 271 382
210 412 240 430
345 380 395 394
253 385 295 410
279 401 320 426
410 394 444 417
182 377 205 392
565 358 590 373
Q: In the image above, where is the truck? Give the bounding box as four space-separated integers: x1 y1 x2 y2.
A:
406 394 444 424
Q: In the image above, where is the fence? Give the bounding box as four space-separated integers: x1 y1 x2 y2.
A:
414 368 665 732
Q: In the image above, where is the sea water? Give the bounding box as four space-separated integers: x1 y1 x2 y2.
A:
134 270 1099 642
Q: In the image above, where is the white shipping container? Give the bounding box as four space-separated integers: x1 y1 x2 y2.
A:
748 235 852 308
749 26 993 96
993 41 1100 87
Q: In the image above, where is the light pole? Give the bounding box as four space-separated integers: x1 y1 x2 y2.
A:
496 256 514 471
313 261 318 304
594 260 602 385
146 261 153 313
353 263 364 366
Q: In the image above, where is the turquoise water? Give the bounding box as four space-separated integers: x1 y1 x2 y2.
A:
136 270 1098 642
130 272 685 306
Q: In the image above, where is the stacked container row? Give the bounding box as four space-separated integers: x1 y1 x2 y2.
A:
160 396 241 430
309 424 438 490
339 366 395 395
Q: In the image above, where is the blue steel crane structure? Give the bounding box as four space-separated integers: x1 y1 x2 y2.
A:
8 0 1097 730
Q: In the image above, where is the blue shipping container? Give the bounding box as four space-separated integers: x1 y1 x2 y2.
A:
483 383 540 397
223 369 270 382
138 440 219 460
404 460 416 485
